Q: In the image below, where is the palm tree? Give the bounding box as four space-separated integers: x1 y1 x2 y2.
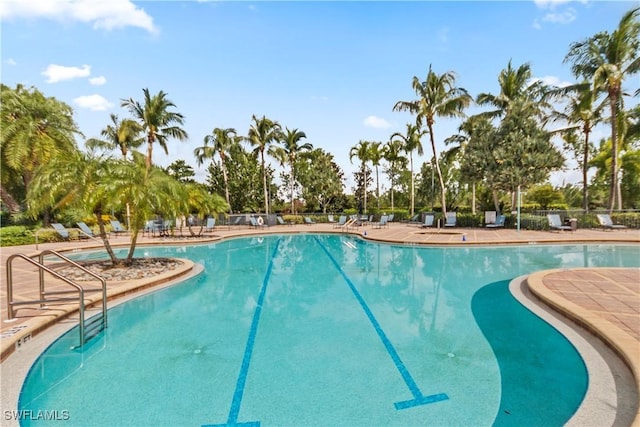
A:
275 127 312 214
389 123 425 216
393 65 472 219
246 115 282 214
1 84 81 213
444 117 483 214
368 142 384 210
85 113 144 159
349 140 371 214
27 151 123 264
121 88 188 173
195 127 240 213
546 82 603 211
564 6 640 212
476 60 548 119
383 139 407 211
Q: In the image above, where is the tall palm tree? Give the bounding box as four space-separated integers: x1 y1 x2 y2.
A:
349 140 371 214
546 82 603 211
246 115 282 214
394 65 472 218
121 88 188 173
564 6 640 212
389 123 425 216
476 60 548 119
444 117 482 214
368 142 384 210
195 127 240 213
85 113 144 159
383 139 407 211
275 127 312 214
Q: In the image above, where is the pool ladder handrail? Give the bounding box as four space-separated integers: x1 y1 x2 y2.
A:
6 249 108 347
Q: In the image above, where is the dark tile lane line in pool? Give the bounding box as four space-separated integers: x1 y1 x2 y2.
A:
313 236 449 410
203 238 282 427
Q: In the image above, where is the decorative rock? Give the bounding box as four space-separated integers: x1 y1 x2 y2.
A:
56 258 182 282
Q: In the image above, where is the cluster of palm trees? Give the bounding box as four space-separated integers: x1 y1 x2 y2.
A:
194 116 312 216
349 7 639 215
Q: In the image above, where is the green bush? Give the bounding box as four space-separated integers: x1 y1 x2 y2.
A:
0 226 35 246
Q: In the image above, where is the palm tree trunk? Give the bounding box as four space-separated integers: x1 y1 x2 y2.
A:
0 184 20 213
125 228 141 266
376 165 380 210
608 93 618 214
428 125 447 218
261 150 269 214
492 189 500 215
220 158 232 214
410 154 415 216
391 178 395 211
363 165 368 214
582 126 590 212
146 140 153 173
95 209 119 265
290 168 295 215
471 182 476 215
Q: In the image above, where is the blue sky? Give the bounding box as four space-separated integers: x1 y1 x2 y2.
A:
1 0 637 191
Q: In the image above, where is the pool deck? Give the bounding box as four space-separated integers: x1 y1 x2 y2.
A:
1 222 639 423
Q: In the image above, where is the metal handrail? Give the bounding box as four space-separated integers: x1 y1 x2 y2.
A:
6 250 108 347
38 250 108 330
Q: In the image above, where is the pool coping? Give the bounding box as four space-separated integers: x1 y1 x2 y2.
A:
526 268 640 426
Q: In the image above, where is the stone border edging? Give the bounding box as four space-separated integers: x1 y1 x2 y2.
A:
526 268 640 427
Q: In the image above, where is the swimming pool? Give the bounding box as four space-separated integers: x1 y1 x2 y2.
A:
16 235 640 426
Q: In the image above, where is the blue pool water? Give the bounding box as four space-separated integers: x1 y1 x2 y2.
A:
18 235 640 426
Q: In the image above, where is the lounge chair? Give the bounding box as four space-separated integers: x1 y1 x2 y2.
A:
547 214 572 232
328 214 336 223
333 215 347 228
250 216 267 228
596 214 627 231
421 214 434 228
205 217 216 233
51 223 71 240
343 217 358 230
406 214 421 225
387 214 394 222
277 216 294 226
304 216 316 225
110 220 127 236
373 215 389 229
445 212 457 227
76 222 95 239
486 215 506 229
232 216 243 226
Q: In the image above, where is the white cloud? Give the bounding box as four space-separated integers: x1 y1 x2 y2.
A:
0 0 157 33
42 64 91 83
74 94 113 111
6 58 17 66
542 8 577 25
363 115 391 129
534 75 573 87
533 0 574 10
89 75 106 86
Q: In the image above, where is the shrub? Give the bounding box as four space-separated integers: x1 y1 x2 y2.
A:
0 226 35 246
